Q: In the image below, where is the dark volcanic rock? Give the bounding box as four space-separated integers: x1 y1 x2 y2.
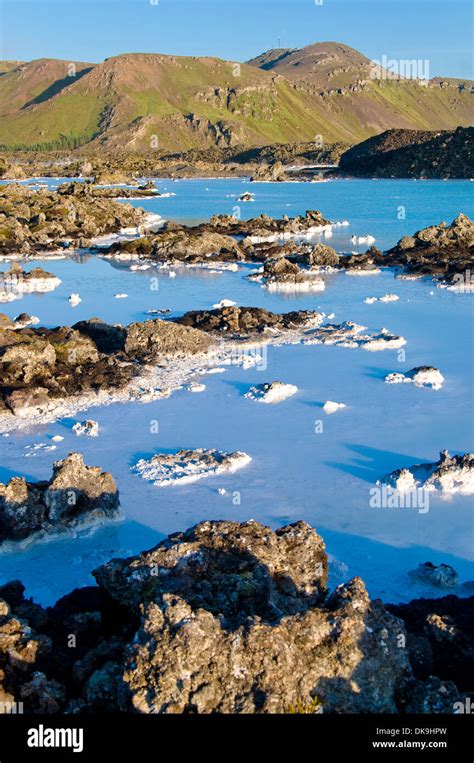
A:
175 305 321 336
72 318 127 353
94 520 410 713
0 316 213 417
387 595 474 693
384 214 473 283
292 242 340 268
0 453 120 544
105 210 332 265
409 562 459 589
0 183 146 256
0 520 470 714
338 127 474 179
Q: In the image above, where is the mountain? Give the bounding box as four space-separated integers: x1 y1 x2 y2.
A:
0 45 472 152
338 127 474 178
247 42 376 90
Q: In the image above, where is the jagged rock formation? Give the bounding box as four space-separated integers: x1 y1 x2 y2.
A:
57 180 158 199
0 453 120 544
106 222 244 265
0 520 470 714
248 257 325 292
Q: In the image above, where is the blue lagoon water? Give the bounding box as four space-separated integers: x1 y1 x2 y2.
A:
0 178 472 605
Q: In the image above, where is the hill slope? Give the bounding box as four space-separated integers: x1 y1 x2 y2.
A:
0 46 472 152
338 127 474 178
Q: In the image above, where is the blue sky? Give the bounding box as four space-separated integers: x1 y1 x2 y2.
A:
1 0 472 78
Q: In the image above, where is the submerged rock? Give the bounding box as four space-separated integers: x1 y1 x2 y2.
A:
0 453 120 545
68 293 81 307
132 448 251 486
0 264 61 302
364 293 399 304
409 562 459 589
323 400 346 414
72 420 100 438
303 320 406 352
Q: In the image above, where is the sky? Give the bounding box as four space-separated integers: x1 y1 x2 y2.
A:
0 0 472 79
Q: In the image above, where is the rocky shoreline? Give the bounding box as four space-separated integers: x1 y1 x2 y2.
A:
0 183 147 257
0 314 213 422
1 183 471 289
99 211 473 287
0 518 471 714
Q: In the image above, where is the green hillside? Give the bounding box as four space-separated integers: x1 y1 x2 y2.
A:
0 47 472 152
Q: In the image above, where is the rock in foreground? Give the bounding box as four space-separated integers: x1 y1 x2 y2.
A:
94 519 413 713
0 520 469 714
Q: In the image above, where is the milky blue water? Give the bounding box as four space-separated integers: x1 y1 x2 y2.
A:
0 177 472 605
